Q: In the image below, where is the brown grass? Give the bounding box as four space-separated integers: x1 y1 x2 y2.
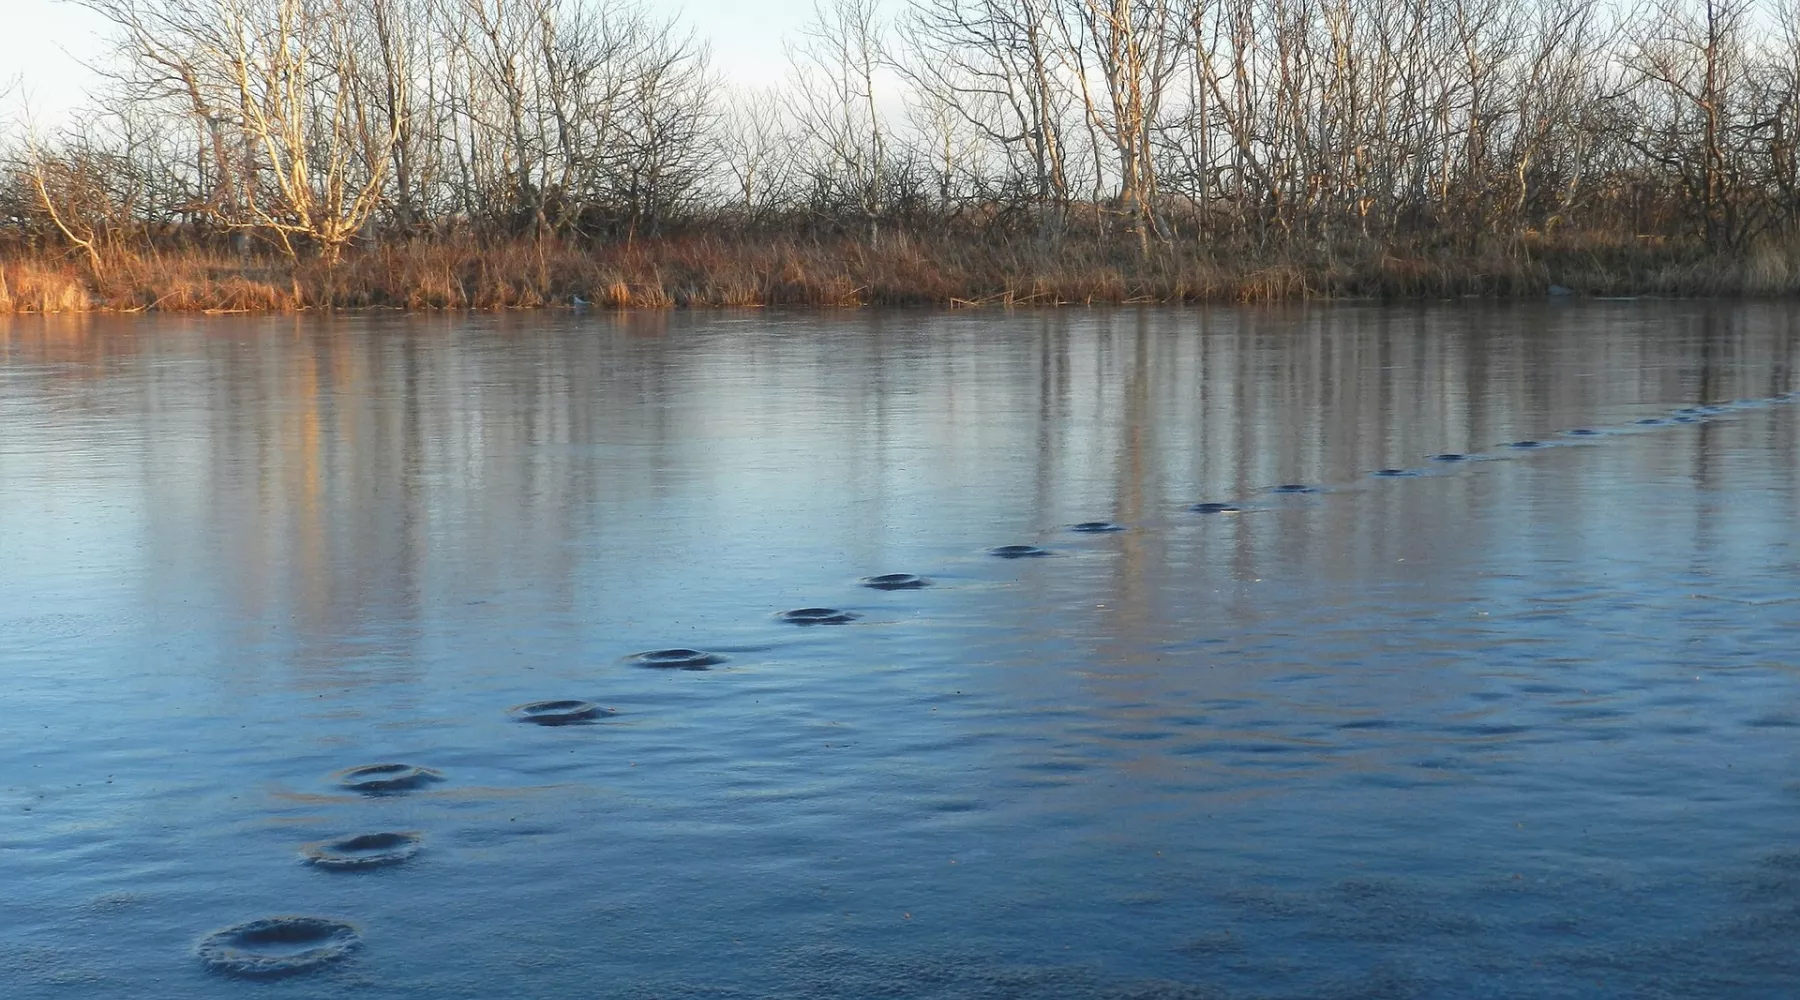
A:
2 230 1797 314
0 259 94 313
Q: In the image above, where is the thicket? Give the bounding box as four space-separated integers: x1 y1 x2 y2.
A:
4 0 1800 311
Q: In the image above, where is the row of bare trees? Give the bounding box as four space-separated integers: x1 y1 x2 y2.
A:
896 0 1800 255
5 0 1800 266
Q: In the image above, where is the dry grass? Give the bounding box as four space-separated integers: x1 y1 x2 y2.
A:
0 259 94 313
2 229 1798 314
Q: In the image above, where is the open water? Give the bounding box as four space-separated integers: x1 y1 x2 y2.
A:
2 303 1799 999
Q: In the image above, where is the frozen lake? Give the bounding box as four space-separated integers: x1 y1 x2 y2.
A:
3 303 1799 998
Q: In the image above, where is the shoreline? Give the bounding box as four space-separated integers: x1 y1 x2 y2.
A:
4 235 1798 315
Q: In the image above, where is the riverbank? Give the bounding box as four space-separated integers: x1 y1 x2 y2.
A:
3 234 1798 313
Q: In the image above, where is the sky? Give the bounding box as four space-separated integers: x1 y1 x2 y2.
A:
0 0 816 127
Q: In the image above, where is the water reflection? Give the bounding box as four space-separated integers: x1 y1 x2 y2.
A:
2 303 1799 998
6 306 1795 669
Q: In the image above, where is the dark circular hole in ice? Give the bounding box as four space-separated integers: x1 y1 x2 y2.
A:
1508 440 1543 449
1070 521 1125 533
1271 484 1317 494
629 648 725 670
1564 428 1601 436
1373 468 1415 477
1189 502 1240 513
778 607 861 625
1432 453 1466 462
302 832 422 871
195 917 360 978
989 545 1051 558
510 700 605 725
335 763 444 795
861 573 928 590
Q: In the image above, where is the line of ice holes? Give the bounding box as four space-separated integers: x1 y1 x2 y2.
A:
193 389 1800 978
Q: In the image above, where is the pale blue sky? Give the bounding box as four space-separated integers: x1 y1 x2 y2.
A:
1 0 814 125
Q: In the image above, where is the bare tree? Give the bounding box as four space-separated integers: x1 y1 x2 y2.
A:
76 0 398 261
718 88 798 224
787 0 894 239
600 21 717 238
899 0 1074 224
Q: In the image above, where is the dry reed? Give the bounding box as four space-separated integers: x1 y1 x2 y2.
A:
3 230 1798 315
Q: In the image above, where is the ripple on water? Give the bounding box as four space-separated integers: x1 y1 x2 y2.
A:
989 545 1051 558
860 573 928 590
1373 468 1417 477
1189 502 1240 513
628 648 725 670
195 917 359 978
301 832 422 870
1564 428 1601 437
1432 453 1467 462
778 607 862 625
1270 484 1318 494
1070 521 1125 533
1507 440 1544 449
335 763 445 795
509 700 607 725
